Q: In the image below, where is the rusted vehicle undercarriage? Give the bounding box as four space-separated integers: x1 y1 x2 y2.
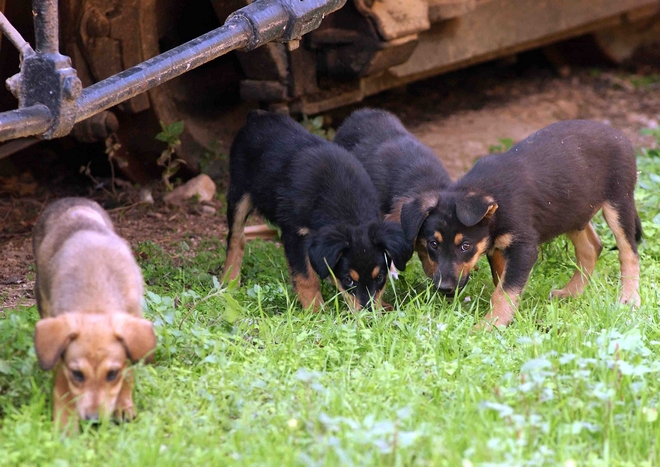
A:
1 0 659 180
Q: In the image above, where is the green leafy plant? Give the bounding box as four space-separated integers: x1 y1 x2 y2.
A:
301 114 336 141
156 121 187 190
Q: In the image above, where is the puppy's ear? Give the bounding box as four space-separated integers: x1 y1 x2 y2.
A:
34 315 80 370
456 193 498 227
400 195 438 244
112 315 157 363
371 221 412 271
308 227 350 279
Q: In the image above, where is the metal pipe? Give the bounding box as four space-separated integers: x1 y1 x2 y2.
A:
0 12 34 56
32 0 59 53
76 20 251 122
0 105 52 141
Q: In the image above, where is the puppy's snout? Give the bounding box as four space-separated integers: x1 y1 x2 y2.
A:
358 294 375 311
437 285 456 296
435 274 458 296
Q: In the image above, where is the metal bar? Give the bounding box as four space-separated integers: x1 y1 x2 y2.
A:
75 19 251 123
0 12 34 56
0 105 52 141
32 0 59 54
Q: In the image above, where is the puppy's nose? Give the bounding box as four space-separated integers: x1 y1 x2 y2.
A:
84 414 100 422
437 286 456 296
359 297 375 311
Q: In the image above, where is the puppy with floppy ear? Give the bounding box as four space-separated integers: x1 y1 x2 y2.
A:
307 222 410 309
223 110 412 311
399 120 642 329
334 108 452 276
32 197 157 430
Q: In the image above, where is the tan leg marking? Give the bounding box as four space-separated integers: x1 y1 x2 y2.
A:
487 234 513 287
223 195 252 284
292 258 324 311
477 286 521 331
114 369 136 422
475 258 520 330
602 203 641 307
550 223 603 299
488 249 506 287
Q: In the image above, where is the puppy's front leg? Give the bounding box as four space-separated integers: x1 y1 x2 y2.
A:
479 243 537 329
282 231 324 310
114 369 136 421
53 365 78 432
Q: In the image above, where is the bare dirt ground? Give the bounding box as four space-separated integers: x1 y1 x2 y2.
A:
2 53 659 310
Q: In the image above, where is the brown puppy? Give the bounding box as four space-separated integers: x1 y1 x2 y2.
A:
399 120 642 328
33 197 156 429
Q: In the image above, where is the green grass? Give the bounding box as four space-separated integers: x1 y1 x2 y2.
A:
1 147 660 466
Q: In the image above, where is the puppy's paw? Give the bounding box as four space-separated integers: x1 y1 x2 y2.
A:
114 405 136 422
619 292 641 309
549 288 571 300
380 301 394 312
473 320 505 332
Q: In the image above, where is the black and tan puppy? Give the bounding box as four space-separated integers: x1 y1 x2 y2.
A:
334 108 452 275
33 197 157 429
393 120 641 328
222 110 410 310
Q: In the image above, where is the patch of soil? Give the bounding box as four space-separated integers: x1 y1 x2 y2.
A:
2 51 659 309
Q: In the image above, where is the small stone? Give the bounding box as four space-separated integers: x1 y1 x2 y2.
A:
200 205 216 215
139 188 154 204
164 174 216 205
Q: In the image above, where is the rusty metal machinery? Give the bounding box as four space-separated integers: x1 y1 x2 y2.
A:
1 0 659 180
0 0 345 177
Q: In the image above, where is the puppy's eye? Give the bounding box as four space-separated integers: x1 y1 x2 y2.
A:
343 278 355 288
376 274 385 283
106 370 119 382
460 241 472 252
429 240 439 250
71 370 85 383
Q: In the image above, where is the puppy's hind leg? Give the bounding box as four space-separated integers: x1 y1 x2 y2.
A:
222 192 253 284
282 231 324 311
550 222 602 299
602 201 641 307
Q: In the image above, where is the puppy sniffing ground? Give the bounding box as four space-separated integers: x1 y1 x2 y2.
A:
32 197 156 430
397 120 642 328
223 110 411 311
